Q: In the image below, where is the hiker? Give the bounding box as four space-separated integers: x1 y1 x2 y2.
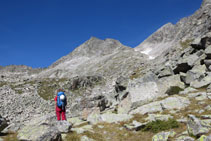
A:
54 89 67 120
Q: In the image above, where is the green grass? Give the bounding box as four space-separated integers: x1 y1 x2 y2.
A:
142 119 179 133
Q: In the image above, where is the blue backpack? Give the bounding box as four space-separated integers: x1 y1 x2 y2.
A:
57 91 67 110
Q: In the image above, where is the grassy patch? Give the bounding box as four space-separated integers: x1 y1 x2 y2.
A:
142 119 179 133
65 131 81 141
0 132 18 141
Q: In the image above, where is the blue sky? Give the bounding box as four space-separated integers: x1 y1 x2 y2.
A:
0 0 202 68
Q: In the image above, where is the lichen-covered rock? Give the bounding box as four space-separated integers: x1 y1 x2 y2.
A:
176 136 195 141
152 131 176 141
187 115 210 137
197 135 211 141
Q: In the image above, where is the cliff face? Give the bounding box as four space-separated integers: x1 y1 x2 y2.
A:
135 0 211 59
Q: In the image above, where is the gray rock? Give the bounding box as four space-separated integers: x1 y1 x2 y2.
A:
152 131 176 141
187 115 210 137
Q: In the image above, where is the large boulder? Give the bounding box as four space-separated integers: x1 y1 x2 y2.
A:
17 115 72 141
126 73 161 109
0 115 8 132
126 73 185 111
18 124 62 141
187 115 210 137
